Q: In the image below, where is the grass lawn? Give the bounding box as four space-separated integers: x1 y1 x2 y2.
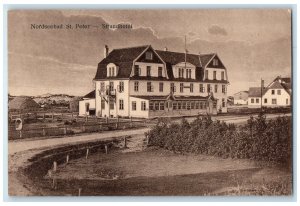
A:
45 148 292 196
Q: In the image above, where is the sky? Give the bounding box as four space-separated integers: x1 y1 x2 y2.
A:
8 9 292 96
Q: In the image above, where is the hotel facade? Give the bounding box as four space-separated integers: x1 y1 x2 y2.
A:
79 45 229 118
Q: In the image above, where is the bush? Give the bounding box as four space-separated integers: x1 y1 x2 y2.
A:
146 114 292 165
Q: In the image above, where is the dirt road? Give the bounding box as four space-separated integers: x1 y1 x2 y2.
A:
9 113 290 155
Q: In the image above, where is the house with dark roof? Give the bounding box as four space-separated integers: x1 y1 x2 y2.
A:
79 90 96 116
91 45 229 118
248 76 291 108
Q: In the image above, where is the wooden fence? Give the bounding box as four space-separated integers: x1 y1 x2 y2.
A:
8 117 152 140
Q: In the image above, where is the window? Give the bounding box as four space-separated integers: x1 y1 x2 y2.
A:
109 99 114 110
100 82 105 92
147 66 151 77
271 90 275 95
172 102 177 110
108 67 111 77
213 101 217 109
256 98 259 103
180 83 184 93
195 102 199 109
272 99 277 105
101 99 105 109
251 98 254 103
214 84 218 93
191 101 195 109
119 99 124 110
154 102 159 111
213 71 217 80
213 59 218 66
178 69 181 78
186 69 189 79
222 85 226 93
221 71 225 80
145 51 153 60
199 102 203 109
187 102 191 110
159 82 164 92
119 81 124 93
134 65 140 76
141 101 147 111
207 84 211 93
286 98 289 105
205 70 208 79
190 83 194 93
158 67 163 77
149 102 154 110
178 101 182 110
159 102 165 110
200 84 205 93
134 81 139 92
109 81 114 91
132 101 136 111
111 67 115 76
170 83 175 93
189 69 192 79
222 98 226 107
147 82 153 92
182 101 186 109
85 103 89 112
264 98 267 103
277 90 281 95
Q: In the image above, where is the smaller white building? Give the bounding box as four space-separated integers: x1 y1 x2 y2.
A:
79 90 96 116
248 76 291 108
233 91 248 105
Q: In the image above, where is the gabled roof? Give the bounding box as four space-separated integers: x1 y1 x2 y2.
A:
94 45 149 80
248 87 267 98
83 90 95 99
94 45 222 80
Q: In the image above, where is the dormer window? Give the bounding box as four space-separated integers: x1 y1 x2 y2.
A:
107 63 118 77
145 51 153 60
213 59 219 66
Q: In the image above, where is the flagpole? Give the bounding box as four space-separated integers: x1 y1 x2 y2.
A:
261 78 263 112
184 35 187 70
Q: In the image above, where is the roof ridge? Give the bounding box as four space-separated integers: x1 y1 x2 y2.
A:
156 49 215 56
111 45 149 51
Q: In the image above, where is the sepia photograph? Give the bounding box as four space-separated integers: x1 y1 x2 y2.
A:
7 8 293 197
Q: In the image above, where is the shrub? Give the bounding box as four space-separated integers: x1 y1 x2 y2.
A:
146 114 291 165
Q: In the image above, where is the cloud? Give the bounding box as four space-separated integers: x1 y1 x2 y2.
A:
208 25 228 36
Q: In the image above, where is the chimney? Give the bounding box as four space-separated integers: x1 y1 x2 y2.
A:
104 45 109 58
164 47 168 51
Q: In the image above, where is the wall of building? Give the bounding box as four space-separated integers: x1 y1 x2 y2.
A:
95 80 130 118
262 88 290 106
234 99 248 105
133 62 166 77
172 62 196 79
205 67 227 81
79 98 96 116
129 97 149 118
248 97 261 108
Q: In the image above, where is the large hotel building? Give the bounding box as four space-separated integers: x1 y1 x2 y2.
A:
79 45 229 118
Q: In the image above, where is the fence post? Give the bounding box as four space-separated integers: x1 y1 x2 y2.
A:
81 125 86 133
124 136 127 148
42 128 46 136
116 116 119 129
130 116 133 128
53 161 57 172
78 188 82 196
105 145 108 154
86 148 89 159
85 115 88 122
66 154 69 164
106 117 109 123
64 126 67 135
99 123 102 131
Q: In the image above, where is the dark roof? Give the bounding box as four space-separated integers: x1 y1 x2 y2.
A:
9 96 40 111
248 87 268 97
130 95 208 101
83 90 95 99
94 46 149 80
94 45 219 80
